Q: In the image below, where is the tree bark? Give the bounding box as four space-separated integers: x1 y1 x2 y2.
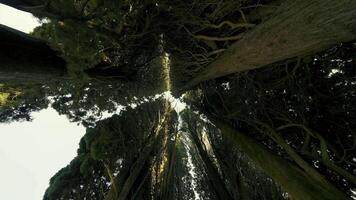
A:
211 118 349 200
189 128 232 200
105 104 172 200
103 131 158 200
157 136 177 200
206 128 241 200
0 25 124 84
184 0 356 89
0 24 68 83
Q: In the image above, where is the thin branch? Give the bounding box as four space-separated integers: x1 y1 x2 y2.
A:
205 21 255 29
183 25 243 41
194 34 243 41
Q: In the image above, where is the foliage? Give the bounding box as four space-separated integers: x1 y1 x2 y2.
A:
0 50 164 125
0 84 22 107
32 20 105 74
181 109 286 200
30 0 161 80
1 0 355 199
161 0 274 92
44 99 165 199
25 0 272 89
186 41 356 195
0 83 49 122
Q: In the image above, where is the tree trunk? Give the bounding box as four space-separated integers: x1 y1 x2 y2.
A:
184 0 356 89
0 0 82 20
211 118 349 200
0 24 68 83
157 135 177 200
189 128 232 200
0 25 124 84
104 131 158 200
206 129 241 200
0 0 40 12
105 104 171 200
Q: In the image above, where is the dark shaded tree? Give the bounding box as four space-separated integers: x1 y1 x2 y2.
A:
44 99 168 200
181 109 286 200
1 1 355 200
185 41 356 199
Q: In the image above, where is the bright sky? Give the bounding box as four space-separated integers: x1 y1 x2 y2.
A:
0 4 84 200
0 108 85 200
0 3 41 33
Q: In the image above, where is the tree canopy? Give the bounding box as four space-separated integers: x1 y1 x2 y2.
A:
0 0 355 199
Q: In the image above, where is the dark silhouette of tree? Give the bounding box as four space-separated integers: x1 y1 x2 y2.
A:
44 99 168 199
181 109 286 200
185 41 356 199
0 0 355 199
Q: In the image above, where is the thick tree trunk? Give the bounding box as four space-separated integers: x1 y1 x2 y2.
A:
189 128 232 200
0 24 68 83
157 136 177 200
211 118 349 200
0 0 80 19
206 130 241 200
104 131 158 200
0 0 39 11
0 25 124 84
105 104 172 200
184 0 356 89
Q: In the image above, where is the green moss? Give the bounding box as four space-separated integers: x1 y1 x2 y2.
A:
0 84 23 108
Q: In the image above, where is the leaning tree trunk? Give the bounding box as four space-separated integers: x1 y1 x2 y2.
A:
0 25 123 84
105 104 172 200
104 129 159 200
0 24 68 84
211 118 349 200
189 128 233 200
0 0 39 12
184 0 356 89
0 0 82 20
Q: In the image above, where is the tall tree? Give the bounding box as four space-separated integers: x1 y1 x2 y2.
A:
1 1 355 199
185 41 356 199
183 0 356 89
44 99 168 200
181 110 232 200
181 109 286 200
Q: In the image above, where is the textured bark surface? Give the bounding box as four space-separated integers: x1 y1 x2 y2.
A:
212 118 349 200
185 0 356 89
190 129 232 200
103 132 157 200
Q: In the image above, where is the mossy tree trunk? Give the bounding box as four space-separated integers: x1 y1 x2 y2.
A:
185 0 356 89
